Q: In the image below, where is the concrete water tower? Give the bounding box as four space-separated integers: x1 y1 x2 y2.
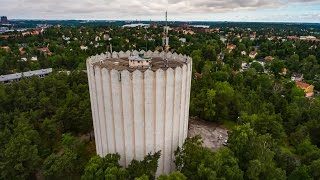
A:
86 50 192 174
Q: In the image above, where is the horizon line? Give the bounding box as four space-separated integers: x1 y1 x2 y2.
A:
6 18 320 24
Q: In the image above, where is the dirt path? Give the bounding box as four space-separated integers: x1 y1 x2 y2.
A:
188 118 229 151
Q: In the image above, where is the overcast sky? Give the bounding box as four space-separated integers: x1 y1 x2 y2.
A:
1 0 320 22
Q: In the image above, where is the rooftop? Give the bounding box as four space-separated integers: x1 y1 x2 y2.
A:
92 56 189 72
0 68 53 82
88 51 191 72
296 81 311 89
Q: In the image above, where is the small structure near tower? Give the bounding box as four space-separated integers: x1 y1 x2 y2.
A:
128 52 152 68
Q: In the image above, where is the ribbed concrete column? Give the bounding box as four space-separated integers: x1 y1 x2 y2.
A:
87 51 192 175
155 69 165 175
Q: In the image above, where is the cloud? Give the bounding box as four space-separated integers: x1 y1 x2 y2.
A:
0 0 319 21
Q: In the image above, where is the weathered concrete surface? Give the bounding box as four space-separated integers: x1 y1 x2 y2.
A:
87 51 192 175
188 118 229 151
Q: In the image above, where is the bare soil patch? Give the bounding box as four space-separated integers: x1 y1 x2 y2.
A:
188 118 229 151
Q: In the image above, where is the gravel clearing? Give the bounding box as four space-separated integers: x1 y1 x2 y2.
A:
188 118 229 151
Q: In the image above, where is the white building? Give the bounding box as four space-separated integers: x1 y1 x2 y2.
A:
0 68 53 84
31 56 38 61
19 57 27 62
86 50 192 175
95 36 101 41
300 36 316 40
179 38 187 43
249 51 258 59
122 23 150 28
80 45 88 50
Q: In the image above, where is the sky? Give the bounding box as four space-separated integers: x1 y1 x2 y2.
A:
1 0 320 22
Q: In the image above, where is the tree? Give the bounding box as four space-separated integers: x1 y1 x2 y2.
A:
269 60 285 78
214 81 236 121
82 154 126 180
158 172 187 180
287 54 300 72
43 134 86 179
54 90 92 134
240 113 286 142
203 89 216 120
251 62 264 73
202 45 217 61
228 124 285 179
83 151 161 180
175 136 243 180
288 166 312 180
309 159 320 179
0 119 40 179
126 151 161 180
290 86 305 99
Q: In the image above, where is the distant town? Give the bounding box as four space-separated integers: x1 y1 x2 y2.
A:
1 16 319 97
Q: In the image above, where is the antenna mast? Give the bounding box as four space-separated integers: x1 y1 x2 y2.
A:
166 11 168 27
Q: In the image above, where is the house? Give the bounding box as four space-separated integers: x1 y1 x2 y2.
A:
31 56 38 61
31 29 43 35
0 35 10 39
22 29 43 36
62 35 70 41
287 36 300 40
250 32 256 40
122 23 150 28
22 31 31 36
281 68 288 76
241 62 251 71
264 56 274 61
38 47 52 56
194 72 203 79
54 24 61 28
300 36 316 40
1 46 10 52
241 51 247 56
183 30 195 35
19 47 26 55
217 53 225 60
227 44 236 52
0 27 9 32
309 45 317 50
220 36 227 43
296 81 314 97
80 45 88 50
19 57 27 62
0 68 53 84
291 73 304 82
179 38 187 43
249 51 258 59
103 34 110 41
95 36 101 41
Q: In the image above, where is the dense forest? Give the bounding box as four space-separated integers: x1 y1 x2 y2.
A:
0 24 320 179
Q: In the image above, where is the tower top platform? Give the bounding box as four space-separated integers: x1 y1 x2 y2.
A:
87 50 191 73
